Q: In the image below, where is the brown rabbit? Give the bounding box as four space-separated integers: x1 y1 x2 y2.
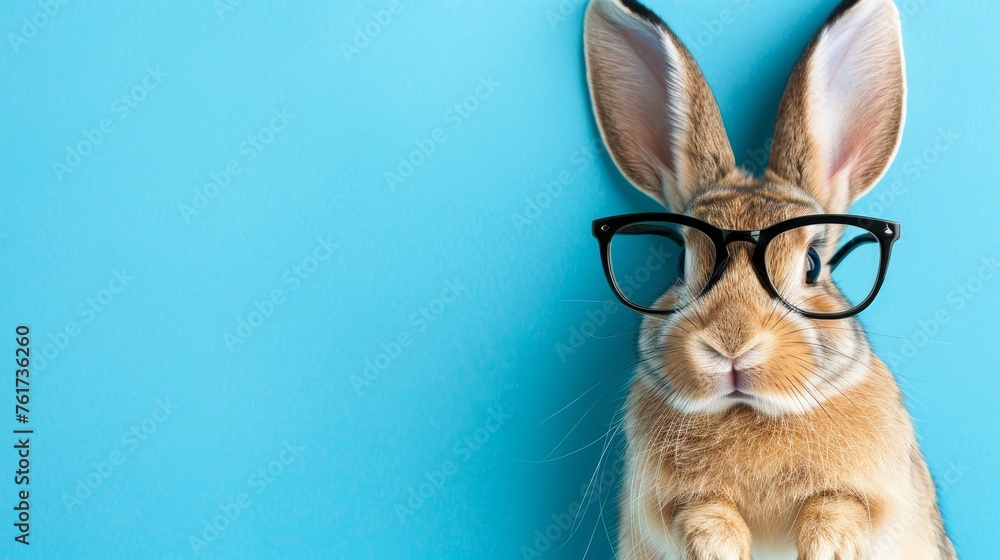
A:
583 0 956 558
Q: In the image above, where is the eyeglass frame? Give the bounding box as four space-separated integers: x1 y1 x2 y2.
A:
592 213 901 320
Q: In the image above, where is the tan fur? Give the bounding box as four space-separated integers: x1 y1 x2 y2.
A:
669 23 738 205
583 0 955 557
620 361 951 559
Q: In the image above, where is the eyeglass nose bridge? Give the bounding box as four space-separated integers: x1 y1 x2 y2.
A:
721 230 762 246
701 229 776 300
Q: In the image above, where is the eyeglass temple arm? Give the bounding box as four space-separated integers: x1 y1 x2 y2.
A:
828 233 879 272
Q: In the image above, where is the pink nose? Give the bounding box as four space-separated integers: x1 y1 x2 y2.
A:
729 363 747 392
696 337 763 392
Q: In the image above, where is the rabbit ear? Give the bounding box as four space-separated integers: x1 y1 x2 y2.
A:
584 0 736 212
767 0 906 213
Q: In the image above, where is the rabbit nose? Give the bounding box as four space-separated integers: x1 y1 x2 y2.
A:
694 336 769 390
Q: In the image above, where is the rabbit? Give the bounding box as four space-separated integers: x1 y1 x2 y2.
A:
582 0 957 558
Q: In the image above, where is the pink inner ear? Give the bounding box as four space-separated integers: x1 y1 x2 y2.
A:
833 109 883 183
620 22 679 176
821 55 888 185
589 3 685 180
807 0 904 202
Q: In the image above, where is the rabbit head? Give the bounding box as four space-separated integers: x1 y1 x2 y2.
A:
585 0 906 416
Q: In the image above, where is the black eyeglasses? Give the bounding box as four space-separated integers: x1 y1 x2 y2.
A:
592 213 900 319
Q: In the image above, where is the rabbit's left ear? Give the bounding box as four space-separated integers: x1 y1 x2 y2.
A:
584 0 736 212
767 0 906 213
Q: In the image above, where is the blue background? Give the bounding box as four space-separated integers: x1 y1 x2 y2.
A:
1 0 997 558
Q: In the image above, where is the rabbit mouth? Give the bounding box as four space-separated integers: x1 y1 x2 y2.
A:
725 390 754 400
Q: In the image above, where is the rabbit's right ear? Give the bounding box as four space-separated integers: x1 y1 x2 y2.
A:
584 0 736 212
767 0 906 213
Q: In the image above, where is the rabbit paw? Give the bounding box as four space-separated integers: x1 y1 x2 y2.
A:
675 499 753 560
795 493 871 560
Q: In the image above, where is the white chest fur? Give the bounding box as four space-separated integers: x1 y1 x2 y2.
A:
750 543 797 560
